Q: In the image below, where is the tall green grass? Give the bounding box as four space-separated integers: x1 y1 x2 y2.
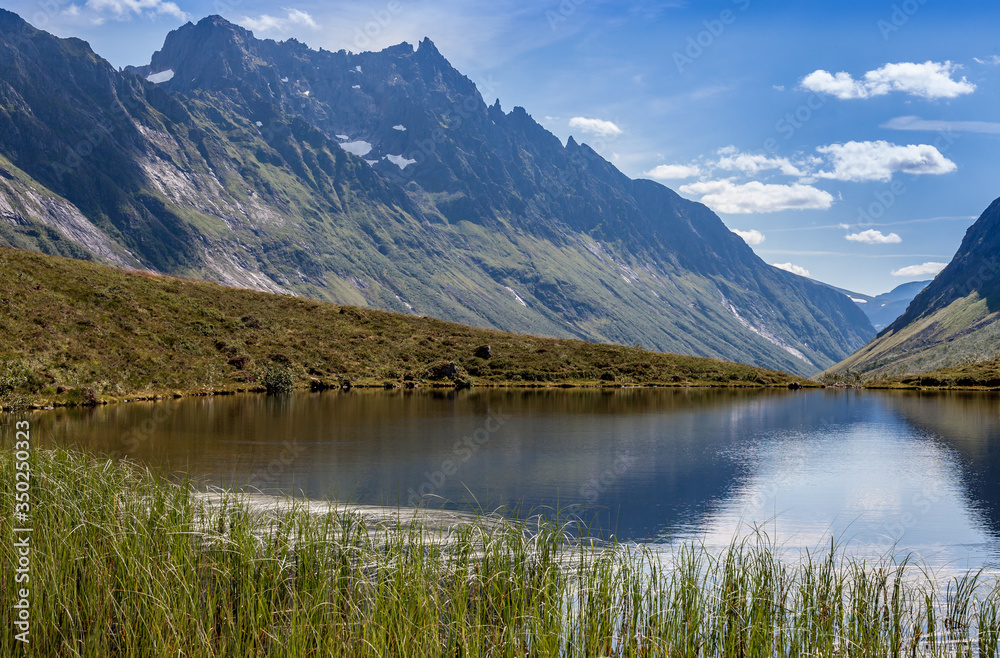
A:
2 446 1000 656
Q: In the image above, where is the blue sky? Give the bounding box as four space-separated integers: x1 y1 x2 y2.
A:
11 0 1000 295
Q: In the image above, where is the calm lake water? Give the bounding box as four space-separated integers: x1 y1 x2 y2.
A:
23 388 1000 568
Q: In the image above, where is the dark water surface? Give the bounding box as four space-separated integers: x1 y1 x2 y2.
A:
26 388 1000 566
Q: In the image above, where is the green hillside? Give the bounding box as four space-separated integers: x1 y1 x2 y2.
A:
870 356 1000 389
0 247 807 409
824 196 1000 382
0 10 873 377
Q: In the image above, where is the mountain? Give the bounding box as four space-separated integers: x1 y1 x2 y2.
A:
0 11 874 376
818 280 931 331
826 196 1000 379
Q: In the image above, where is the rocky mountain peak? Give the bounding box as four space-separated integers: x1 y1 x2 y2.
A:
0 8 877 376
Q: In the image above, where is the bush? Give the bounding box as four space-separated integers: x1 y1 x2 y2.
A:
259 365 295 394
0 361 41 409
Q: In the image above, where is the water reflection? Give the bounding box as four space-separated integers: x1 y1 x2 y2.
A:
27 388 1000 566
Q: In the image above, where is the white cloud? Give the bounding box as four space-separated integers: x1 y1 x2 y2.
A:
814 140 956 182
568 117 623 138
644 164 701 180
892 262 947 277
772 262 811 277
882 115 1000 135
974 56 1000 66
84 0 186 21
801 61 975 100
714 150 805 177
240 8 319 34
678 179 834 214
845 229 902 244
732 229 765 245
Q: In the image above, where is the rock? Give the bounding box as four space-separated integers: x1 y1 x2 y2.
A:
474 345 492 359
788 382 802 390
310 378 335 391
427 361 459 379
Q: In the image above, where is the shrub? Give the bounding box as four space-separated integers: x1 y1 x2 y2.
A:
259 365 295 394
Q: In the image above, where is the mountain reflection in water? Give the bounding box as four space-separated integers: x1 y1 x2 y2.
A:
33 388 1000 567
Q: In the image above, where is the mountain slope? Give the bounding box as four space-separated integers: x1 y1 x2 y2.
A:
0 11 874 375
826 196 1000 379
818 280 930 331
0 246 806 409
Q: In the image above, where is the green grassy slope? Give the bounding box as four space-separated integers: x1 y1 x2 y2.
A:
824 294 1000 382
0 247 807 408
866 356 1000 389
0 10 873 377
823 196 1000 383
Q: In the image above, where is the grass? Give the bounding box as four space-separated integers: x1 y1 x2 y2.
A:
2 446 1000 656
0 246 809 410
823 294 1000 385
862 357 1000 390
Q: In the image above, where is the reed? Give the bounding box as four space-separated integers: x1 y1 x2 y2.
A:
2 446 999 656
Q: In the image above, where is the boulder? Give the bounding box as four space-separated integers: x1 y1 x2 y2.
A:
427 361 459 379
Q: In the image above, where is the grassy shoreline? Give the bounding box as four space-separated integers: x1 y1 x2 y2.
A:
3 447 1000 656
0 246 814 412
821 357 1000 392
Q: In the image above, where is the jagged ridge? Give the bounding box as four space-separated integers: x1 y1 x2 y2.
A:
0 11 874 375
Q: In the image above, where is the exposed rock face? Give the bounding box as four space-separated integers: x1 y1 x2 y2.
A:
0 10 875 375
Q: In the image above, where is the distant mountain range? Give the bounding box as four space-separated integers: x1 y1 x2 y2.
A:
826 195 1000 379
818 280 930 331
0 11 875 375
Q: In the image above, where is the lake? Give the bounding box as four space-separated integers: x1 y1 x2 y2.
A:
26 388 1000 569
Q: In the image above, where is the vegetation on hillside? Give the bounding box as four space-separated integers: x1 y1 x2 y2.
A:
863 356 1000 389
824 196 1000 382
0 247 807 409
0 10 874 376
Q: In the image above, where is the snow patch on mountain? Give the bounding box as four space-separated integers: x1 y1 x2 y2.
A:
505 286 528 307
146 69 174 83
340 140 373 157
725 298 812 365
386 154 416 169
